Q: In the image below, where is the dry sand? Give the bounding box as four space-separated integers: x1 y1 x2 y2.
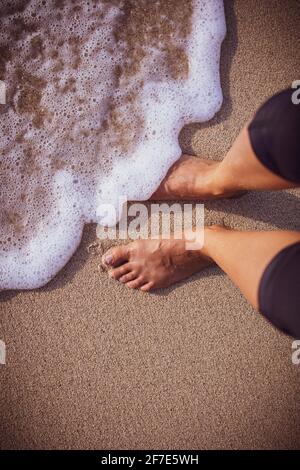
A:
1 0 300 450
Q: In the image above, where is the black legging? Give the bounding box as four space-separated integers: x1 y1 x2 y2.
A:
248 88 300 338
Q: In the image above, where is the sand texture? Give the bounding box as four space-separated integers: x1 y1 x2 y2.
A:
1 0 300 449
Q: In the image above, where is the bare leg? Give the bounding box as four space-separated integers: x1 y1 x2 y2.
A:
213 126 297 192
151 126 297 200
102 227 300 307
200 226 300 309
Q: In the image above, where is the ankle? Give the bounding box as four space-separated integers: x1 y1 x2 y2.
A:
181 225 223 262
209 163 236 197
201 163 229 197
201 225 227 260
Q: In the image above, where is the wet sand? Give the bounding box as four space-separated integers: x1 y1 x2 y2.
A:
1 0 300 449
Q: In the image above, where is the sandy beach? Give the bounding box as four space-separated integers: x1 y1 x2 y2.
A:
1 0 300 449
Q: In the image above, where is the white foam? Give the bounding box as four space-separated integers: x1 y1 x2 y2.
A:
0 0 226 289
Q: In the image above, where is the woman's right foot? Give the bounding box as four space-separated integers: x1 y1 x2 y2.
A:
102 232 213 292
150 154 239 200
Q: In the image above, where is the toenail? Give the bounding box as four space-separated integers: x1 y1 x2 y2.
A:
104 255 113 265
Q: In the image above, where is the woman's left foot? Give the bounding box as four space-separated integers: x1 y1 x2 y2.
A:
150 154 238 200
102 236 212 292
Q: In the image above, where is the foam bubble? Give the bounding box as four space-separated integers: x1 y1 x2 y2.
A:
0 0 226 289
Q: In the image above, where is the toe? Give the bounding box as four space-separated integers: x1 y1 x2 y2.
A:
126 277 145 289
102 244 129 267
119 271 138 283
109 263 132 280
140 282 154 292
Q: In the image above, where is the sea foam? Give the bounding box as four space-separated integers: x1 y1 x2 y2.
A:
0 0 226 289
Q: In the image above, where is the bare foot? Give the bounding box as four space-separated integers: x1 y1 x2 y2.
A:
102 235 212 292
150 154 239 200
